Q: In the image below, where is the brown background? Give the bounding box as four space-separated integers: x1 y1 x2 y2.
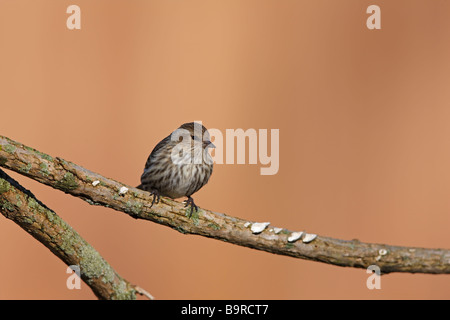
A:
1 0 450 299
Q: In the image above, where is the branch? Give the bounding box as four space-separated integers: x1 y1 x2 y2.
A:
1 135 449 274
0 169 153 300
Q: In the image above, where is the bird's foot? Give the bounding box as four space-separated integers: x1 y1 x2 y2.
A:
149 190 161 207
184 196 198 218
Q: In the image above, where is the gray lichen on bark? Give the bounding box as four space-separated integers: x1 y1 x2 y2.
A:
0 169 139 300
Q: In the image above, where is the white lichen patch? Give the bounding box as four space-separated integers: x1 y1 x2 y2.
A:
288 231 303 243
244 222 251 228
375 249 388 261
273 227 283 234
119 186 129 195
302 233 317 243
251 222 270 234
92 180 100 187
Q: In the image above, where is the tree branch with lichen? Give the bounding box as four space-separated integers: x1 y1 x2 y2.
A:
1 134 450 275
0 168 153 300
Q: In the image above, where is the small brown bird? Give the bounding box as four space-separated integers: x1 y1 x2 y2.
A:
137 122 215 216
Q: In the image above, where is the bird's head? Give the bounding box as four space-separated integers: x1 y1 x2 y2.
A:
173 122 215 150
168 122 215 166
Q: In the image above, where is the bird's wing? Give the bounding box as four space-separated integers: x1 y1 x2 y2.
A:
143 134 171 170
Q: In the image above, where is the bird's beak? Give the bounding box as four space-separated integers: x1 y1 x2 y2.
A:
203 141 215 148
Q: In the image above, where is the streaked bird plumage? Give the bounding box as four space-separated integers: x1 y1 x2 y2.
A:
137 122 214 215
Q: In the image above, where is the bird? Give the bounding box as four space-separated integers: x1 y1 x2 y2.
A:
137 122 215 217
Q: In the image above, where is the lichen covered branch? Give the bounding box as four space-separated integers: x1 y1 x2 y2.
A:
0 169 151 300
1 135 449 274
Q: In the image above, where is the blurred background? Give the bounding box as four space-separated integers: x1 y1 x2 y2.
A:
1 0 450 299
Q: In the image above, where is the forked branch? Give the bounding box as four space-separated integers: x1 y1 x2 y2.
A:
0 135 449 275
0 169 153 299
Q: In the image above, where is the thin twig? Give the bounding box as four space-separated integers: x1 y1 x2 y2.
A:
135 286 155 300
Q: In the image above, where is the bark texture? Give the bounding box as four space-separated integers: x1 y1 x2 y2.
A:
1 135 449 275
0 169 142 299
